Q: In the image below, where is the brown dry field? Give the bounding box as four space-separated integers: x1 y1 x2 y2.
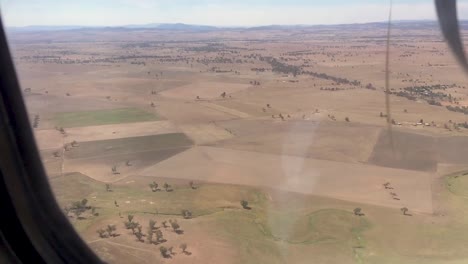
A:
8 23 468 263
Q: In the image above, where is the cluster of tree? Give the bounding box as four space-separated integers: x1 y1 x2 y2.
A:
149 181 173 192
272 113 291 121
62 140 78 152
121 214 193 259
391 84 460 106
283 50 318 56
130 61 146 66
427 99 442 106
97 225 118 238
185 44 227 53
149 181 160 192
124 215 146 242
243 53 262 59
251 68 268 72
250 80 261 86
168 219 183 234
148 225 165 245
320 87 345 91
455 122 468 129
160 244 191 259
64 198 97 219
446 105 468 115
259 56 302 77
302 70 361 86
392 91 417 101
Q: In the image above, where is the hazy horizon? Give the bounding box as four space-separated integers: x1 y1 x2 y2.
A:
5 19 443 29
2 0 468 28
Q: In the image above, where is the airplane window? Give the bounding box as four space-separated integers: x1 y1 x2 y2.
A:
3 0 468 263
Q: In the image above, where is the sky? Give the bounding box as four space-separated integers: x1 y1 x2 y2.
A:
2 0 468 27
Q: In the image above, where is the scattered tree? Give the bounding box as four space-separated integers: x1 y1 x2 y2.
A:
97 228 108 238
189 181 197 189
147 230 154 244
180 243 189 255
161 220 168 228
135 231 145 242
106 225 117 237
401 207 409 216
383 182 393 189
345 117 350 122
58 127 66 135
163 183 173 192
168 247 176 255
91 207 98 216
149 182 159 192
160 246 171 258
155 229 165 243
111 165 120 175
241 200 251 210
149 219 157 231
170 220 182 234
106 184 112 192
181 209 193 219
353 208 364 216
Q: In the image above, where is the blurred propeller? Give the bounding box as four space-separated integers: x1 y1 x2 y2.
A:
435 0 468 74
385 0 395 151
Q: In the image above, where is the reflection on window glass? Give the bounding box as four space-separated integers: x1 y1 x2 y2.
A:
3 0 468 263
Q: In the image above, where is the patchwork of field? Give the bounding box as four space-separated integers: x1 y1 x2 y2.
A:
141 146 433 213
11 21 468 263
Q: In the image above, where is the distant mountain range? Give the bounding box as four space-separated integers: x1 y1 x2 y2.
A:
8 23 219 32
7 20 468 33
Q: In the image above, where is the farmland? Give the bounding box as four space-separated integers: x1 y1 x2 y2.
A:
9 21 468 263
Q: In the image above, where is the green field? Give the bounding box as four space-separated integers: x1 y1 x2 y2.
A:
48 171 468 264
55 108 159 127
64 133 193 159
